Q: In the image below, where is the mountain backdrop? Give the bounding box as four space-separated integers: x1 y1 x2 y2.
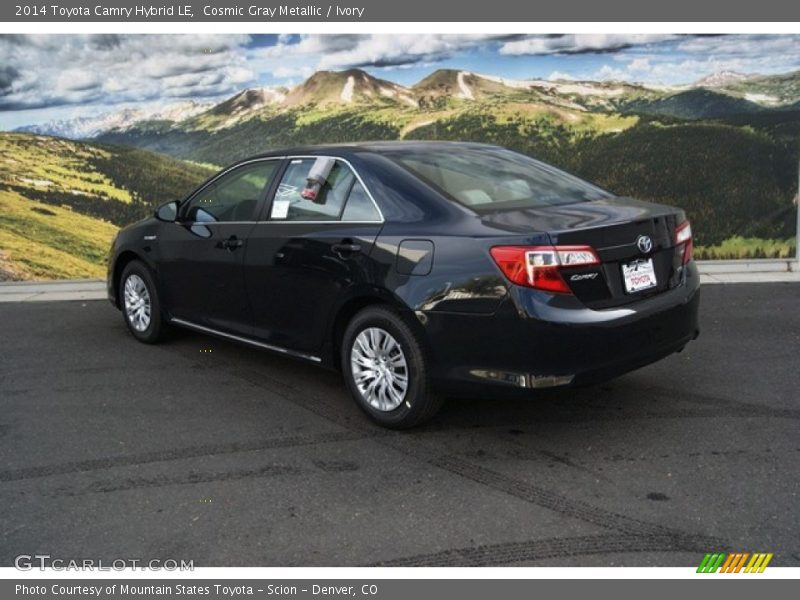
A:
2 67 799 280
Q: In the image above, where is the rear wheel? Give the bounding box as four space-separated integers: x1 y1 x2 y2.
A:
341 306 443 429
120 260 167 344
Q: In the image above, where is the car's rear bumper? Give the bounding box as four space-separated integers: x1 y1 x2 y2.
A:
420 262 701 396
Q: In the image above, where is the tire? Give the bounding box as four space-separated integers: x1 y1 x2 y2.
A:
119 260 167 344
341 306 443 429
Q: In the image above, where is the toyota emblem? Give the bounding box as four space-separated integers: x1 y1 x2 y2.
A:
636 235 653 254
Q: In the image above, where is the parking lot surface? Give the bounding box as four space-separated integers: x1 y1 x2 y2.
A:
1 283 798 566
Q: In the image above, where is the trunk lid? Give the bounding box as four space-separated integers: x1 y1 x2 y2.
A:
480 197 687 308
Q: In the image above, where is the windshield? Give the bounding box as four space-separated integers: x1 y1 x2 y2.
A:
388 146 611 210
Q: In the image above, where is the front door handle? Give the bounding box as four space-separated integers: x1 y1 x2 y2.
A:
218 235 244 251
331 241 362 256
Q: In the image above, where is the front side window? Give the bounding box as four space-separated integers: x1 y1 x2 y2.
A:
270 158 378 222
387 146 611 210
184 161 278 223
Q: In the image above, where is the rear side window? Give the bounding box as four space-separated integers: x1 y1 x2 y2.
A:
269 158 380 222
341 181 381 221
388 146 610 210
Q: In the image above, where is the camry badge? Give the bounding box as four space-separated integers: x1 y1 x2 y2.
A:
636 235 653 254
570 273 598 281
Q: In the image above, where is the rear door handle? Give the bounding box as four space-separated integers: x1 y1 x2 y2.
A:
331 242 362 255
218 235 244 251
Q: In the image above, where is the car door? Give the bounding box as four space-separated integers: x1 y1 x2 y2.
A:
157 159 281 335
244 156 384 355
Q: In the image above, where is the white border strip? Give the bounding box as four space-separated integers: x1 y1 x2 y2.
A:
0 18 797 583
1 22 800 34
2 567 799 579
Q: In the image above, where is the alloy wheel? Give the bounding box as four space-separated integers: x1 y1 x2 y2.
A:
350 327 409 411
123 273 152 332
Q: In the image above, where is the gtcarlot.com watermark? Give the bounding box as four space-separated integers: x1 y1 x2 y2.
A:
15 554 194 571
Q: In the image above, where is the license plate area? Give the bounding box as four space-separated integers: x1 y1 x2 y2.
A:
622 258 657 293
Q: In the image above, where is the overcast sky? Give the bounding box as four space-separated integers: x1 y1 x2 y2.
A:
1 34 799 129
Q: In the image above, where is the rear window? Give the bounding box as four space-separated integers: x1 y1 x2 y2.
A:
388 146 610 210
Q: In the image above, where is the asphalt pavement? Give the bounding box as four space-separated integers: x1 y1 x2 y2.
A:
1 283 798 567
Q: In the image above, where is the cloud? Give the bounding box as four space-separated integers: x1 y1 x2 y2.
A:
0 34 255 110
56 70 101 92
499 34 679 56
271 65 314 80
0 66 20 95
2 33 799 122
248 34 514 79
627 58 652 73
595 65 627 81
547 71 575 81
591 34 800 85
675 34 800 58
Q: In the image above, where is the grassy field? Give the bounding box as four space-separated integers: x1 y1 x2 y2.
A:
0 133 213 281
0 190 118 279
4 93 798 280
695 236 797 260
0 133 133 203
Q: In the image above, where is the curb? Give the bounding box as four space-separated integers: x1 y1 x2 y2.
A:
0 279 106 302
1 260 798 302
697 258 800 284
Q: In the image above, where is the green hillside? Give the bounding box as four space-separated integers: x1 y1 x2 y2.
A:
720 70 800 106
402 112 798 247
108 107 407 166
568 122 798 246
24 67 800 267
621 89 764 120
0 133 213 280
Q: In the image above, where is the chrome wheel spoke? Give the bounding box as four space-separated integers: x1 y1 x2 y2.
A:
388 354 406 368
392 371 409 384
122 274 152 333
386 382 403 407
355 336 374 359
351 352 374 369
350 327 409 412
368 329 380 354
380 331 393 353
354 369 376 384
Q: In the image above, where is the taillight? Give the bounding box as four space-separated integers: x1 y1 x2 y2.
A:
675 220 693 265
489 245 600 294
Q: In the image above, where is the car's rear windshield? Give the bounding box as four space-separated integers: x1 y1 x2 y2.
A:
387 146 611 210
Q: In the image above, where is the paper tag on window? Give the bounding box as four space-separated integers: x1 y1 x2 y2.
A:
271 199 290 219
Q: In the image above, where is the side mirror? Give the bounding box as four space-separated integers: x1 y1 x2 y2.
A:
155 201 178 222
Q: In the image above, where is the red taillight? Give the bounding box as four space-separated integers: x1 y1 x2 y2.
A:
675 220 693 265
489 245 600 294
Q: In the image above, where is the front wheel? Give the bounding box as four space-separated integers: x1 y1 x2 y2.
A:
341 306 443 429
119 260 167 344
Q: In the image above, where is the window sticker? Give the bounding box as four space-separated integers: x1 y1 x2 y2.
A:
276 183 297 197
270 199 290 219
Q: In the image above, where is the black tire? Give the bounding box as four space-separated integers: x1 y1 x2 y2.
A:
119 260 167 344
341 306 443 429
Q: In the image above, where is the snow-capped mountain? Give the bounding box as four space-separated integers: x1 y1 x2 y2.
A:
13 67 800 143
693 71 752 88
149 100 216 122
15 100 212 139
208 87 287 116
284 69 416 107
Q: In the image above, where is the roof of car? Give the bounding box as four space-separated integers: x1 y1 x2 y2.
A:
243 140 501 161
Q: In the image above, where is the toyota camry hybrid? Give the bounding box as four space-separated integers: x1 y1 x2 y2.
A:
107 141 700 428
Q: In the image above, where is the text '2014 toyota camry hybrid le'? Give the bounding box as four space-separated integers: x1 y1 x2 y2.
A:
108 141 700 428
